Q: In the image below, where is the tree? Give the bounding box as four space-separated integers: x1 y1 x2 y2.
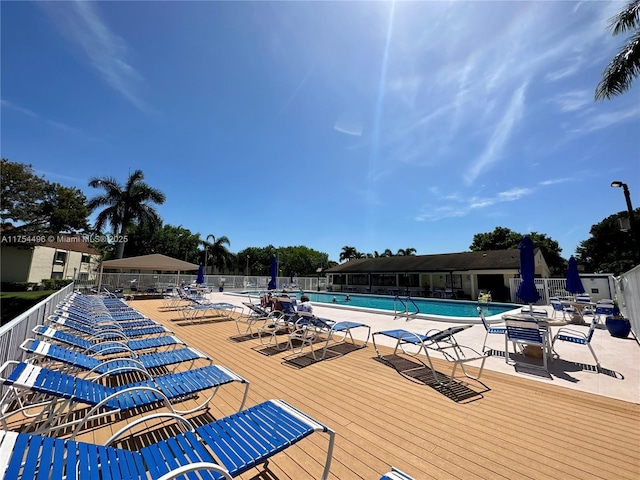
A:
1 159 89 237
203 235 232 273
396 248 417 256
87 170 165 258
595 0 640 99
470 227 522 251
470 227 565 276
340 246 359 262
576 209 640 274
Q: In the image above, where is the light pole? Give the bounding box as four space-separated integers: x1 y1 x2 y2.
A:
611 181 640 262
246 255 250 276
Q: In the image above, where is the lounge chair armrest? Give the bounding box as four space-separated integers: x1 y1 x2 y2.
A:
157 463 233 480
104 412 195 446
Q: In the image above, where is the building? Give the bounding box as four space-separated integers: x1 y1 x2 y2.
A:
324 249 550 301
0 234 101 286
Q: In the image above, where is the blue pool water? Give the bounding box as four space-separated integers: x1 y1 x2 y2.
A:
242 291 518 318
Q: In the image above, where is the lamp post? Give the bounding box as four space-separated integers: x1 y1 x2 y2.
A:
246 255 250 276
611 181 640 262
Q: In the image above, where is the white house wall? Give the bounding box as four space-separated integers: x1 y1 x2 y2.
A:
28 247 57 283
0 246 32 283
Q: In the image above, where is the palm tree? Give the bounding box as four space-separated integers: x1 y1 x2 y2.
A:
204 235 231 273
202 234 216 274
87 170 165 258
396 247 417 256
340 246 358 262
382 249 394 257
595 0 640 99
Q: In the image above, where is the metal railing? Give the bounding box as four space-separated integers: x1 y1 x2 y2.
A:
393 295 420 320
0 282 75 400
509 276 615 305
615 265 640 343
75 273 326 294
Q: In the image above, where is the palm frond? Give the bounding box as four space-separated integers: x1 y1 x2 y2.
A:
595 31 640 99
608 0 640 35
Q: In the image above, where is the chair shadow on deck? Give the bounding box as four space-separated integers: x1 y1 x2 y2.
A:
281 342 365 369
373 354 490 404
228 333 257 343
485 348 624 381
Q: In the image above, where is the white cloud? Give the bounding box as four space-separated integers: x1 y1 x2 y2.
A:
464 82 528 185
41 1 149 112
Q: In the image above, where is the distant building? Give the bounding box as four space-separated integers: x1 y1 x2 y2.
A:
0 234 101 285
324 249 550 301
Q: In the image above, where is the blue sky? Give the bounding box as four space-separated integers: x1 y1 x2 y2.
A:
2 1 639 263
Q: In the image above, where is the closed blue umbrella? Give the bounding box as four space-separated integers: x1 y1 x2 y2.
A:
566 256 585 294
196 264 205 285
516 236 540 305
268 255 277 290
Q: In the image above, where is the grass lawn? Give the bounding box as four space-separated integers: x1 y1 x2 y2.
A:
1 290 57 326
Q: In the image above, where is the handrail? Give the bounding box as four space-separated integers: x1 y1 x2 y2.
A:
393 295 420 320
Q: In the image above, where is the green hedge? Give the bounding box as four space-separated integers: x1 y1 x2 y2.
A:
40 279 73 290
1 282 39 292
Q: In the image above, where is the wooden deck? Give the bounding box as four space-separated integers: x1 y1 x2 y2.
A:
6 298 640 479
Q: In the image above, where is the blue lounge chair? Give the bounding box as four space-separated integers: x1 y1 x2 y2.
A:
372 325 487 387
0 361 249 435
0 398 335 480
33 325 184 355
47 315 170 339
381 467 416 480
20 338 211 375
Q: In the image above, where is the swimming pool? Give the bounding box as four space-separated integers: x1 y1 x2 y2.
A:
237 290 519 320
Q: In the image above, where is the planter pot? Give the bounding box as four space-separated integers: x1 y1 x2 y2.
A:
605 316 631 338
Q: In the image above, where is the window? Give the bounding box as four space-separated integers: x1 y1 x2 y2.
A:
54 251 67 265
81 254 91 264
51 272 63 279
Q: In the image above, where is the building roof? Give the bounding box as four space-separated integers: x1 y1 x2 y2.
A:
325 250 526 274
101 253 199 272
42 234 101 255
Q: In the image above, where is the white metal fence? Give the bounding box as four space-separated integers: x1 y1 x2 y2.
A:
509 276 615 305
0 282 75 399
76 274 327 294
615 264 640 343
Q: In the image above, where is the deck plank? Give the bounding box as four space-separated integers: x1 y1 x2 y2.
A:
4 298 637 480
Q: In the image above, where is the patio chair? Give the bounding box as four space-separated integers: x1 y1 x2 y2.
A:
0 360 249 435
552 316 601 370
290 312 371 361
0 398 335 480
33 325 185 355
20 338 211 376
476 306 506 352
380 467 416 480
504 316 550 372
238 302 283 336
550 299 577 321
372 325 487 387
593 302 616 326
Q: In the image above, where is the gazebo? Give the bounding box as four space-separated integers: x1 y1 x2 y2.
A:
97 254 199 291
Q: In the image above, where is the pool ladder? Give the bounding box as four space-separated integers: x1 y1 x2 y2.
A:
393 295 420 320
